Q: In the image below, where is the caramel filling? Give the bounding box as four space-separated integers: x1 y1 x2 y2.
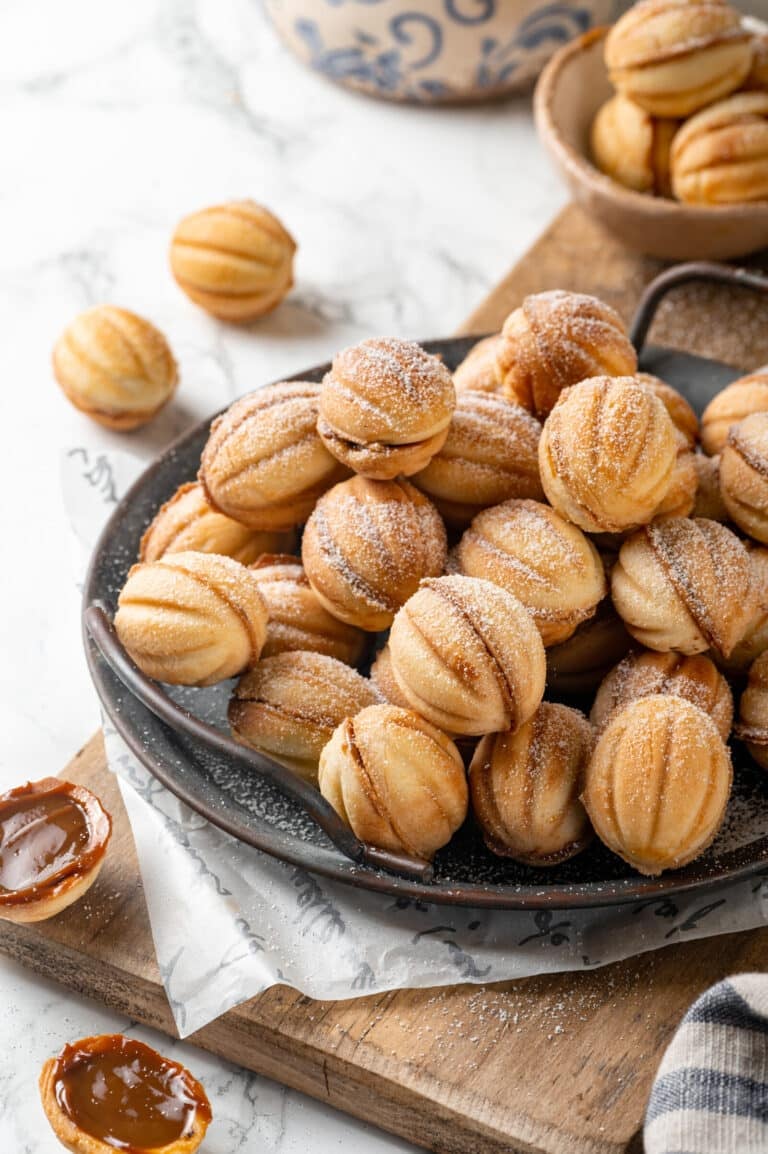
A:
53 1036 211 1151
0 792 90 898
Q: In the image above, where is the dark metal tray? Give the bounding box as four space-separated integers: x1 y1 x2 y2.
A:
83 264 768 909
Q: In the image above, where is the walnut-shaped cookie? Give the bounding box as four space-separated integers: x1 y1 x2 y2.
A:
319 704 468 861
199 381 348 530
39 1034 212 1154
611 517 757 658
317 337 455 479
410 392 543 526
453 334 502 394
591 649 733 741
495 291 637 419
672 93 768 205
388 575 546 736
302 476 446 632
736 651 768 769
604 0 752 118
454 499 606 646
591 94 679 196
583 695 732 875
720 412 768 544
248 554 365 665
470 703 593 865
724 546 768 672
692 452 729 522
170 199 295 320
700 370 768 456
115 552 268 686
637 373 699 449
546 601 633 696
53 306 177 430
140 483 296 565
539 375 677 534
229 652 377 783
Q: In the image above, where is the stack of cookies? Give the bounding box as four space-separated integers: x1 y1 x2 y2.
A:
591 0 768 207
114 288 768 877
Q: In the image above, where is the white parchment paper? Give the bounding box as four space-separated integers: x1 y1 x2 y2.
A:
65 446 768 1039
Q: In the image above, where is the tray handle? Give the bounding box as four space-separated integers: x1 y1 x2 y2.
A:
84 603 434 884
630 261 768 355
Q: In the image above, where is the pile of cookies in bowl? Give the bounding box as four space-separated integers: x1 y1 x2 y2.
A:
108 287 768 880
592 0 768 205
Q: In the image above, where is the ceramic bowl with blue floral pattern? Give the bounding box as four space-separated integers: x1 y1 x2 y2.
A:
265 0 615 103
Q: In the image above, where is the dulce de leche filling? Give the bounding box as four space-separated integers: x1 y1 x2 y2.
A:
0 779 110 904
53 1035 212 1150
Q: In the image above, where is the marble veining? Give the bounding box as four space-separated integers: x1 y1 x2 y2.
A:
0 0 565 1147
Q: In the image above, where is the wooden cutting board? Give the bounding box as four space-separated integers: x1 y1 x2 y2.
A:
4 205 768 1154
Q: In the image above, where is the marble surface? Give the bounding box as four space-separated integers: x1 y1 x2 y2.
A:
0 0 564 1148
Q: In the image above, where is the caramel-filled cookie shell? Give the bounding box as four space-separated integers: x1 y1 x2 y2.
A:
470 703 593 865
582 695 732 875
453 335 502 394
671 92 768 205
591 94 679 196
388 575 546 736
736 651 768 769
546 601 633 697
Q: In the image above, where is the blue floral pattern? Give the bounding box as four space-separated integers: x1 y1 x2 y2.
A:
281 1 601 102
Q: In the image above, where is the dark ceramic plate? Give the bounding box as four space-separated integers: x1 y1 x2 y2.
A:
83 264 768 908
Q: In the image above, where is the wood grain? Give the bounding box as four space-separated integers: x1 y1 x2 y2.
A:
3 205 768 1154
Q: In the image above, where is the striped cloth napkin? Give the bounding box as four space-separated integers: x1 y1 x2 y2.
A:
645 974 768 1153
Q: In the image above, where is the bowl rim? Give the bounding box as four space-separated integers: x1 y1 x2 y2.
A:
533 25 768 223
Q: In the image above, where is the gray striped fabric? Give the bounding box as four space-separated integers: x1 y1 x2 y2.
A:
645 974 768 1154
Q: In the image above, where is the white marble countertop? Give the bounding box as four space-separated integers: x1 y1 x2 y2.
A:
0 0 564 1148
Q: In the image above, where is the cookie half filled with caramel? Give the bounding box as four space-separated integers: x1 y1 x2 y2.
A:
39 1034 211 1154
0 778 111 923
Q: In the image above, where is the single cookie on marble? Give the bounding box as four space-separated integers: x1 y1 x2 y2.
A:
170 199 295 320
53 306 177 430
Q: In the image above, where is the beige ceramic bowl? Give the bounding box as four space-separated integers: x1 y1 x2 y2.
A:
534 27 768 261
